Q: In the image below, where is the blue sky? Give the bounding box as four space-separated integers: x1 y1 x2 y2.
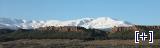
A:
0 0 160 25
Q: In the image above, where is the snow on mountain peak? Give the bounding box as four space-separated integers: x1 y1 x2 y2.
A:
82 17 132 29
0 17 133 30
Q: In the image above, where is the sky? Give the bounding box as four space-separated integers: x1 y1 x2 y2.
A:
0 0 160 25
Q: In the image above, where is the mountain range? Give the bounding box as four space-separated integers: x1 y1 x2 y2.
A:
0 17 132 30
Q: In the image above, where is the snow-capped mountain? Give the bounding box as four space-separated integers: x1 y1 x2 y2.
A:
0 17 133 30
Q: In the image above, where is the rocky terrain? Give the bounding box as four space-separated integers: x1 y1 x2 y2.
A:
111 25 160 32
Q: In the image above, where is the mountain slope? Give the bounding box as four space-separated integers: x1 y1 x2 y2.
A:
0 17 133 30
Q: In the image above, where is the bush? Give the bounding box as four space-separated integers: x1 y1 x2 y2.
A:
0 30 107 41
108 30 160 40
108 30 135 40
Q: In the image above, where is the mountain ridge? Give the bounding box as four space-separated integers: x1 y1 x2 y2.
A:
0 17 132 30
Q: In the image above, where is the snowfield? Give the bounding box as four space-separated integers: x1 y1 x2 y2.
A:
0 17 133 30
